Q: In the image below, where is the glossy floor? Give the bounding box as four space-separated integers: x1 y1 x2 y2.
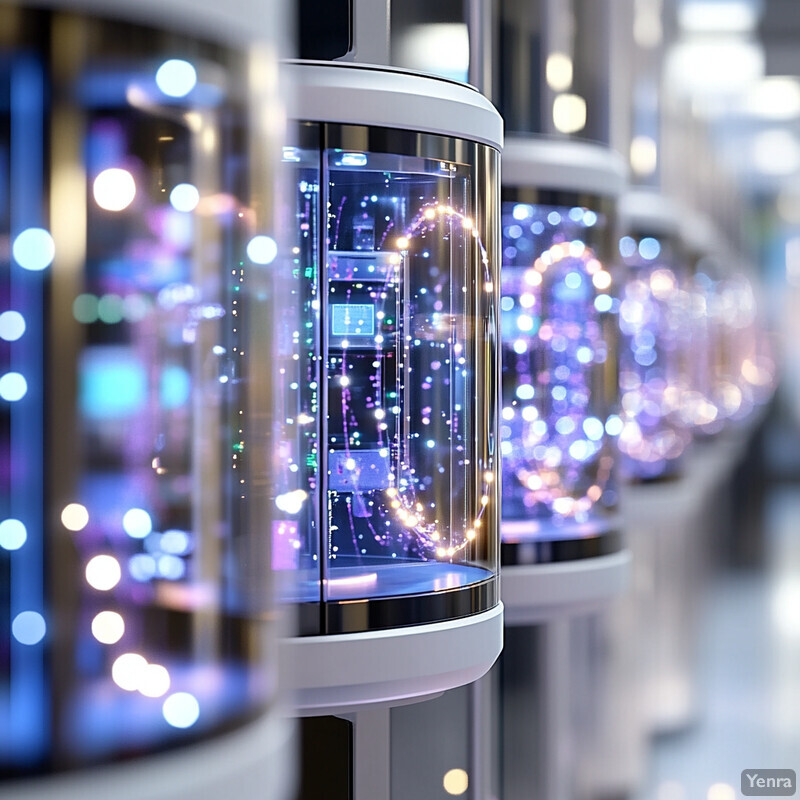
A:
633 484 800 800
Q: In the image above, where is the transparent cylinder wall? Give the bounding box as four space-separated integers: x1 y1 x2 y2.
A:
0 10 291 775
283 126 500 632
617 233 692 480
500 196 619 540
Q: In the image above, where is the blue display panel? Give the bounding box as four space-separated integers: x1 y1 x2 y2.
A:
1 11 291 776
500 201 620 541
284 133 500 630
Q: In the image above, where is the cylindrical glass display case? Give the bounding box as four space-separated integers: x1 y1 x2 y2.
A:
616 192 692 481
499 138 626 564
0 1 293 784
282 62 501 635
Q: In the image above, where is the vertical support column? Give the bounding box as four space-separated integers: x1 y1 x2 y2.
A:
337 0 391 65
348 707 392 800
466 0 495 100
541 618 573 800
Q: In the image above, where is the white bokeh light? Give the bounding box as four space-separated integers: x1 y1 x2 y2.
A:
163 692 200 728
85 555 122 591
61 503 89 532
156 59 197 98
93 168 136 212
247 235 278 265
122 508 153 539
112 653 148 691
91 611 125 644
169 183 200 212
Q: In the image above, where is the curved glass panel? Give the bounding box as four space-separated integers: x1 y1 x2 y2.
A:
616 231 692 480
285 124 500 633
500 195 620 545
0 9 291 776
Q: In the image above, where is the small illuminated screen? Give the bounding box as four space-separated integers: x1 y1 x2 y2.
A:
331 303 375 336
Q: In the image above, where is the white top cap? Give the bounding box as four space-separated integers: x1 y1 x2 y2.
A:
285 60 504 151
502 136 627 197
618 189 683 238
15 0 285 47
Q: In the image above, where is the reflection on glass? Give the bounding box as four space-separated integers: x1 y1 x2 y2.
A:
1 9 290 776
500 201 619 540
616 233 692 479
283 130 500 632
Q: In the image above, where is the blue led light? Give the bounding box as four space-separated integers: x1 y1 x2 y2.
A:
564 272 582 289
547 211 561 226
129 553 157 582
157 554 186 580
0 371 28 401
169 183 200 212
583 210 598 227
155 59 197 98
163 692 200 728
0 518 27 550
605 415 624 436
639 237 661 260
583 417 605 441
619 236 637 258
516 384 534 400
122 508 153 539
12 227 54 271
160 365 191 409
594 294 613 313
161 529 191 555
0 310 26 341
555 417 576 435
12 611 46 645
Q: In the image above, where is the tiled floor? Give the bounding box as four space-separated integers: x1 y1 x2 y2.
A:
633 485 800 800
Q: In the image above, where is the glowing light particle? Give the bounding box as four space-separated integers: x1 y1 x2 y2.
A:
583 417 605 441
516 384 534 401
12 611 46 645
443 768 469 795
91 611 125 644
639 237 661 260
0 519 26 551
85 555 122 591
169 183 200 212
247 235 278 265
13 228 55 270
122 508 153 539
139 664 171 698
275 489 308 514
112 653 148 691
592 270 612 290
0 311 25 341
163 692 200 728
156 59 197 98
61 503 89 531
0 372 27 401
93 169 136 211
594 294 613 312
